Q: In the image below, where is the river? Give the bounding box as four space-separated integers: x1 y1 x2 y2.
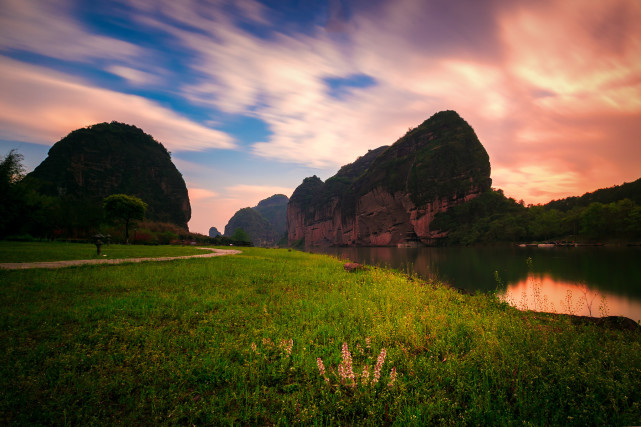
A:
308 245 641 323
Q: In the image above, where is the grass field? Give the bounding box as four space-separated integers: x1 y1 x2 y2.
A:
0 241 210 263
0 246 640 425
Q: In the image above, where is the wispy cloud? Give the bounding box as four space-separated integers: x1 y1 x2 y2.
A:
0 57 235 151
107 66 164 86
226 184 293 200
0 0 141 61
188 187 219 201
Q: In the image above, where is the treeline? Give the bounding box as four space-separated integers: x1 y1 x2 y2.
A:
432 187 641 246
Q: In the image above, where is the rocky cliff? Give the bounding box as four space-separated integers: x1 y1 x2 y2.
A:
254 194 289 237
26 122 191 229
224 194 289 246
287 111 492 246
209 226 221 237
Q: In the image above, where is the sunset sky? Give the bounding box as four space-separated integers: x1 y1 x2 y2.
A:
1 0 640 235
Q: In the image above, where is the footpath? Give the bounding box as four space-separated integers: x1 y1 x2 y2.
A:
0 247 241 270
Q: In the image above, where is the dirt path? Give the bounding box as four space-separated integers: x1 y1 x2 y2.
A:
0 247 241 270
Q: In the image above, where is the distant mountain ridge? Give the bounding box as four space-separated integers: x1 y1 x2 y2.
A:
288 110 492 246
26 122 191 229
224 194 289 246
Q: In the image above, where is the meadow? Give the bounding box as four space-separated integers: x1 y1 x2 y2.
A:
0 241 209 263
0 245 640 425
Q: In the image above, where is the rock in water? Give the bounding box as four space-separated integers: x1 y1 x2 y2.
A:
287 111 492 246
26 122 191 229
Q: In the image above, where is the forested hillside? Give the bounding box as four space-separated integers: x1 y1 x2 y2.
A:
431 181 641 245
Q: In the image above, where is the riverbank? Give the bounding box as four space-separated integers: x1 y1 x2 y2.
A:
1 247 640 425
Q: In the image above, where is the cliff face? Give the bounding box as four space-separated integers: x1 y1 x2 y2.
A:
254 194 289 237
287 111 492 246
224 194 289 246
27 122 191 228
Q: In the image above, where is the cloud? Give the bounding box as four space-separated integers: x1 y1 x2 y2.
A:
0 0 141 61
226 184 294 200
0 57 236 151
492 165 582 204
188 187 220 201
107 66 164 86
499 0 641 115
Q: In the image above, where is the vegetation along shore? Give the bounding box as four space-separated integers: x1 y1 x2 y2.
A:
1 244 640 425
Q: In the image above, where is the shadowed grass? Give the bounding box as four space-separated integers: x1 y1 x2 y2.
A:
0 241 210 263
0 247 639 425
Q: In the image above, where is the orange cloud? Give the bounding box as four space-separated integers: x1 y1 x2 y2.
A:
500 0 641 115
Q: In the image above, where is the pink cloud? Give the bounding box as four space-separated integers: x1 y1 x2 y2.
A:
0 57 235 151
188 187 220 201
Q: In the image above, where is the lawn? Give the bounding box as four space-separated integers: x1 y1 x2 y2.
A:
0 247 639 425
0 241 210 263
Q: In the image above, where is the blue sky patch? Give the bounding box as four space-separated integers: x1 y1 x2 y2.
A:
324 74 377 100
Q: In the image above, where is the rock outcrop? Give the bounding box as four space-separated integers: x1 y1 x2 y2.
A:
253 194 289 237
209 227 221 238
26 122 191 229
287 111 492 246
224 194 289 246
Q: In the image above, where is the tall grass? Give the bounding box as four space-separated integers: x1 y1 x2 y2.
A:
0 247 639 425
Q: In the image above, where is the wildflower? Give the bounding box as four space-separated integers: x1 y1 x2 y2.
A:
365 337 371 349
278 338 294 356
361 365 370 386
338 342 356 387
251 342 258 354
372 348 386 384
317 357 330 383
388 367 397 387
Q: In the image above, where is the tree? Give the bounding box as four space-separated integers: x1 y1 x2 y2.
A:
103 194 147 243
231 227 251 243
580 202 609 240
0 150 26 237
0 149 25 186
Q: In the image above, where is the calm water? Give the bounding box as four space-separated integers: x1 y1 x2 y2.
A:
309 245 641 323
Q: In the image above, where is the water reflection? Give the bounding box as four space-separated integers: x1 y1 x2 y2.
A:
309 245 641 322
499 274 641 322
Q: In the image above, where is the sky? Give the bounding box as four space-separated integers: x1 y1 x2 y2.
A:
1 0 640 235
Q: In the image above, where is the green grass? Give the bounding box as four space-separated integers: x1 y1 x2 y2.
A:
0 247 640 425
0 241 210 263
